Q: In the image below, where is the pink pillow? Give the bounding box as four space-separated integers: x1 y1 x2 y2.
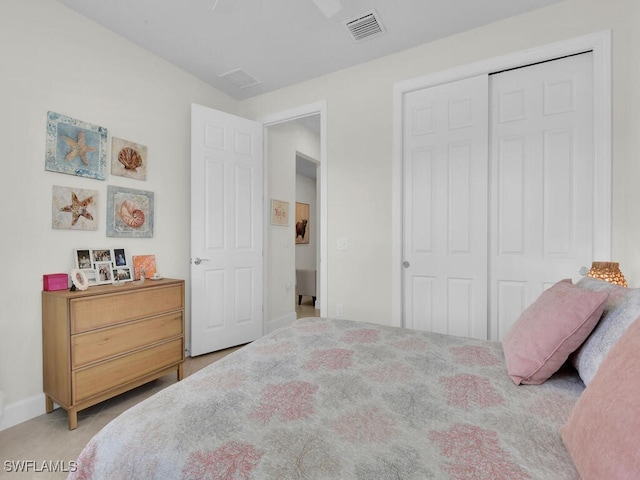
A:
561 316 640 479
502 279 608 385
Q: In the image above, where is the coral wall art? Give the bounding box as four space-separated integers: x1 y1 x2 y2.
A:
45 111 107 180
52 185 98 231
106 186 154 238
111 137 147 181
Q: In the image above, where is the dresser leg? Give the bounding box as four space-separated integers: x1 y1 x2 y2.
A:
68 409 78 430
45 395 54 414
177 363 184 381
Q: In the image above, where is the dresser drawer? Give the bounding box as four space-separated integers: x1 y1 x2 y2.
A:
72 312 183 368
70 284 183 333
73 338 183 403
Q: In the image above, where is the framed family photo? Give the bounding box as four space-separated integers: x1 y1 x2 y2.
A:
74 248 129 287
91 249 112 264
95 261 114 285
113 248 127 266
74 249 92 269
73 249 97 286
112 266 133 283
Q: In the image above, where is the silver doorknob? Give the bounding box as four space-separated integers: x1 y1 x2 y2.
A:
193 257 209 265
403 261 410 268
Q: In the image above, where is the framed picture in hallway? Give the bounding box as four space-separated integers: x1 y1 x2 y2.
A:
295 202 309 244
271 199 289 226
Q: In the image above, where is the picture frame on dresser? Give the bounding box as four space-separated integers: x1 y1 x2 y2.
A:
74 249 92 270
91 248 112 264
83 268 98 287
113 248 127 266
112 266 132 283
95 261 113 284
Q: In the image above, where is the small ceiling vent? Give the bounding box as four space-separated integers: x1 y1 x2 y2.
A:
219 68 261 89
344 10 386 42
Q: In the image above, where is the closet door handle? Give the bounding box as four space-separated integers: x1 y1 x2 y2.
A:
403 261 410 268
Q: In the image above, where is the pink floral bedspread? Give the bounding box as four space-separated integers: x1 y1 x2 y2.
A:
70 318 583 479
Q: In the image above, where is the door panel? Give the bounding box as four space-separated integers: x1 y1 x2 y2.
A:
403 75 489 339
191 104 263 356
402 53 595 341
490 53 594 339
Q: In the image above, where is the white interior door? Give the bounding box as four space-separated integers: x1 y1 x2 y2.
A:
489 52 594 339
402 75 489 339
190 104 263 356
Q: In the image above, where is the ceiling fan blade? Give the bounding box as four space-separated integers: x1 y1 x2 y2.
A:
312 0 343 19
212 0 236 14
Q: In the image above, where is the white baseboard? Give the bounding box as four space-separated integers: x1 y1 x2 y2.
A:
0 392 48 431
265 311 297 334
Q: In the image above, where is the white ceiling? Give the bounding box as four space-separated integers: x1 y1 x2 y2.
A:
54 0 562 101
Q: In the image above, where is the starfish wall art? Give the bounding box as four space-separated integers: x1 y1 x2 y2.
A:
52 185 98 231
45 111 107 180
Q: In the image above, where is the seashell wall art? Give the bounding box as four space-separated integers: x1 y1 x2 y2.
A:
111 137 147 181
106 185 154 238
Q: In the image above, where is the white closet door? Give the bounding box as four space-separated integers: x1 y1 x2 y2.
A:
402 75 489 339
489 52 594 339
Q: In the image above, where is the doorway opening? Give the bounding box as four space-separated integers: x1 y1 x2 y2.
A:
295 151 320 319
260 102 327 332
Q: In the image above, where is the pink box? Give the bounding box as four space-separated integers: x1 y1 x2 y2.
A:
43 273 69 291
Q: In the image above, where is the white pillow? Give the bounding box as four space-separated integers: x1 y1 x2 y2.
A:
573 277 640 385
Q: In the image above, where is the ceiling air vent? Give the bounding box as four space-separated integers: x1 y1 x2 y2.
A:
219 68 261 89
344 10 386 42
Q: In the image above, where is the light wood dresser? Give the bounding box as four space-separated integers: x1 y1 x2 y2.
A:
42 278 185 429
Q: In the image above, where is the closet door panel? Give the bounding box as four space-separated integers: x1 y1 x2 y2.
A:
403 75 489 339
489 52 594 339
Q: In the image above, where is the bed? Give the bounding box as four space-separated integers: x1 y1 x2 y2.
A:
69 277 640 480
